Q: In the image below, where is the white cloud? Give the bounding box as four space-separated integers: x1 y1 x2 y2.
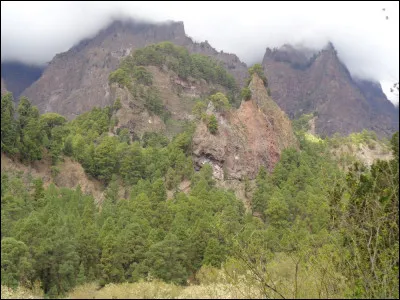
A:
1 1 399 104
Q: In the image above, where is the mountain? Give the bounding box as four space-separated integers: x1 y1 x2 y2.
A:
185 40 248 86
21 19 247 119
90 40 296 181
0 61 44 99
9 19 398 138
1 77 7 95
192 73 298 180
262 43 399 137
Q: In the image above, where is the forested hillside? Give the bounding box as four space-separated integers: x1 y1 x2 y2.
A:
1 83 398 298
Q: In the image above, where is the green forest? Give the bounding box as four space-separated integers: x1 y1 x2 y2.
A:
1 90 398 298
1 45 399 299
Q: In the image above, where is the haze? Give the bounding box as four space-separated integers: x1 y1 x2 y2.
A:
1 1 399 104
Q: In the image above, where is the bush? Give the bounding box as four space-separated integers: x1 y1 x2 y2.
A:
240 88 252 101
50 166 60 178
144 89 164 116
192 101 207 119
142 132 169 148
109 69 130 87
208 92 230 113
248 64 268 87
132 66 153 86
113 98 122 111
207 115 218 134
118 42 238 95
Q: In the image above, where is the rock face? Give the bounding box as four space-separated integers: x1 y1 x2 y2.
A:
22 20 187 119
109 65 232 139
192 74 298 180
21 19 247 119
262 43 399 137
185 40 248 87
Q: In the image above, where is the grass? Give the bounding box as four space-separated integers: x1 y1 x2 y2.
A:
1 285 42 299
304 132 323 143
65 281 260 299
0 249 351 299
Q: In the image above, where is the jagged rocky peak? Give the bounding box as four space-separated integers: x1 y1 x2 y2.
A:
21 18 190 119
21 18 248 118
192 73 298 181
264 43 318 70
185 38 248 85
56 19 187 58
323 41 336 51
261 41 398 137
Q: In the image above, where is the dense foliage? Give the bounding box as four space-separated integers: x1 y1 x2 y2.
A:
109 42 237 96
1 92 398 298
240 87 252 101
122 42 236 91
108 42 240 120
206 115 218 135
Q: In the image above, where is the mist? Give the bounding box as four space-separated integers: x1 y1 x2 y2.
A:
1 1 399 104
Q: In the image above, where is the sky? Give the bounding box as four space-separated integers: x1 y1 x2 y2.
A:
1 1 399 104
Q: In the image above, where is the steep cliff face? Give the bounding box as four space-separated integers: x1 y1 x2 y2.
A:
22 20 187 119
109 64 231 139
21 19 247 119
263 43 399 137
184 40 248 87
192 74 298 180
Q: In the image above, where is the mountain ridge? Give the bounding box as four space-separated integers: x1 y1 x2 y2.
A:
262 43 399 137
1 18 397 137
19 19 247 119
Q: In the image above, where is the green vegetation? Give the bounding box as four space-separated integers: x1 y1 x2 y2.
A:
108 69 130 87
328 129 385 153
240 87 252 101
208 92 230 113
1 91 398 298
292 112 313 134
246 63 268 87
206 114 218 134
1 93 18 155
128 42 236 91
113 98 122 111
111 42 237 94
107 42 240 120
191 101 207 120
142 88 164 117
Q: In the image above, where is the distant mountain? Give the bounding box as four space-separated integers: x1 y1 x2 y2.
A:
21 19 247 119
8 19 398 138
1 77 7 95
1 61 44 99
262 43 399 137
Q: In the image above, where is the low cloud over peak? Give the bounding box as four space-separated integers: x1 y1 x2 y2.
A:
1 1 398 104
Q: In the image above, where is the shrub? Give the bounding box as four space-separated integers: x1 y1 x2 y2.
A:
240 88 252 101
208 92 230 113
50 166 60 178
248 63 268 87
132 66 153 86
113 98 122 111
109 69 130 87
207 115 218 134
